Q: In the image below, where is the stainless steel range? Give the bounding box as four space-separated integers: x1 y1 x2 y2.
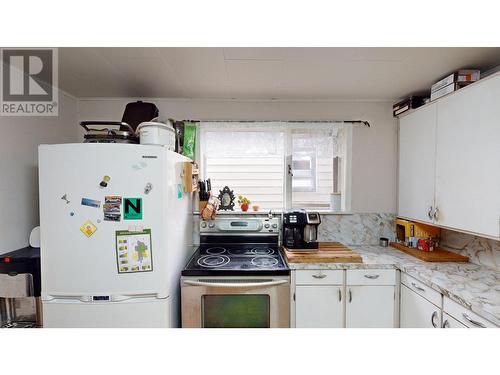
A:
181 216 290 328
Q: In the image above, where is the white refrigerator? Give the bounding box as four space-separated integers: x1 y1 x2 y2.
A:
38 143 193 327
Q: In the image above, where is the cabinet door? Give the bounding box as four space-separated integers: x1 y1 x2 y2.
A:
398 103 437 223
400 284 441 328
435 75 500 238
442 313 467 328
295 285 343 328
345 286 395 328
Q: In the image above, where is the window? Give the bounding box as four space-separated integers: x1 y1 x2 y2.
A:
201 125 285 210
199 122 350 211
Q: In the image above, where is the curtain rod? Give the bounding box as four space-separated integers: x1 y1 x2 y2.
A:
176 120 371 127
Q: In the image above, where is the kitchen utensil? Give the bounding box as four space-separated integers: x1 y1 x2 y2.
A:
80 121 139 144
284 242 362 263
282 210 321 251
201 195 220 220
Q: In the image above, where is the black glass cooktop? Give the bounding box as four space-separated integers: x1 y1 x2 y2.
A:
182 245 290 276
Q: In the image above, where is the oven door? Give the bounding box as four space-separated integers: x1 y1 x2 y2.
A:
181 276 290 328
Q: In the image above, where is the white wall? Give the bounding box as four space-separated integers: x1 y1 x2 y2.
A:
77 98 398 213
0 92 78 254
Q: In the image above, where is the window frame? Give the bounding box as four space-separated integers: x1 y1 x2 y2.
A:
197 121 352 212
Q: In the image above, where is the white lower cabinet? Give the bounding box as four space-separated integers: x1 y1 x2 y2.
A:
345 285 395 328
295 285 343 328
295 270 497 328
400 284 441 328
442 313 467 328
293 269 396 328
443 296 498 328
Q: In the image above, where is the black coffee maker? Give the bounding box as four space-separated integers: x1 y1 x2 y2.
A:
282 209 321 251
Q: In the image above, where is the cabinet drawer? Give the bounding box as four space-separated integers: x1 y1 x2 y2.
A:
443 297 498 328
346 269 396 285
401 273 442 307
295 270 343 285
442 313 467 328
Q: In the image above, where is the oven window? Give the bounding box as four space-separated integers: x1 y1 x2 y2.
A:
202 295 270 328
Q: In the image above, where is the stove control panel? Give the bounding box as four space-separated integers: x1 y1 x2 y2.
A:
200 217 280 233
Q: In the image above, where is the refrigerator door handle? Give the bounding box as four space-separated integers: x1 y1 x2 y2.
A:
110 293 160 302
43 293 163 303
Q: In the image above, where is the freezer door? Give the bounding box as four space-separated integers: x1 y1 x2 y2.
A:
42 297 170 328
39 144 173 298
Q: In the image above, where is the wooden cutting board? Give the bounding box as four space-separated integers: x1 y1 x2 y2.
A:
284 242 363 263
390 242 469 262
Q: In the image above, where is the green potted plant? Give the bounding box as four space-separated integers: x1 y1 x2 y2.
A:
237 195 251 212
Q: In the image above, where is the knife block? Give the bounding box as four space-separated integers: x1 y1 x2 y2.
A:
199 200 208 213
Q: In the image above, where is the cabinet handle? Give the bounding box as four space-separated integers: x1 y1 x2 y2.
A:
442 320 450 328
433 207 439 221
462 313 486 328
427 206 433 220
312 273 327 279
348 289 352 303
431 311 439 328
411 282 425 292
364 274 379 279
338 289 342 302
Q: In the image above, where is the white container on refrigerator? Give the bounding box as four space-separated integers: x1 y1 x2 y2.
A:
136 121 176 149
38 143 193 327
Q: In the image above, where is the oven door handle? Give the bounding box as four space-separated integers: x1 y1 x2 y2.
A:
182 280 288 288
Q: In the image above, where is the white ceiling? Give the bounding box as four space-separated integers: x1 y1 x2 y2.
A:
59 47 500 100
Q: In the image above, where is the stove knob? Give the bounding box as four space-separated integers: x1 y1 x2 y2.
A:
200 222 207 228
208 221 215 228
264 223 270 229
272 223 278 228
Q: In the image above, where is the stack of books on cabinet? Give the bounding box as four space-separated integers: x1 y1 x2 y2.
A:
430 69 480 101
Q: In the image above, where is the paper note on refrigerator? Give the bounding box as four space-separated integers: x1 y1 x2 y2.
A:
115 229 153 273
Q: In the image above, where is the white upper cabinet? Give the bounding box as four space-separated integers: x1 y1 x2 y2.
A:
398 103 437 223
398 74 500 239
435 75 500 238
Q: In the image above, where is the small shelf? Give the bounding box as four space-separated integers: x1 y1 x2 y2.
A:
183 161 199 193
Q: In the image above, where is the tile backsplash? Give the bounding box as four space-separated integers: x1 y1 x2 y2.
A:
440 229 500 271
193 212 396 246
318 213 396 245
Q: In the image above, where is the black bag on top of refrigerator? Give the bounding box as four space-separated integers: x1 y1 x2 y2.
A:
121 101 159 131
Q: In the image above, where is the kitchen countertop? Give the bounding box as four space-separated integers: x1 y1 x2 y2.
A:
287 245 500 326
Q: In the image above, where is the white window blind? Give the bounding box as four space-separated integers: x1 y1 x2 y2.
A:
199 122 348 211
